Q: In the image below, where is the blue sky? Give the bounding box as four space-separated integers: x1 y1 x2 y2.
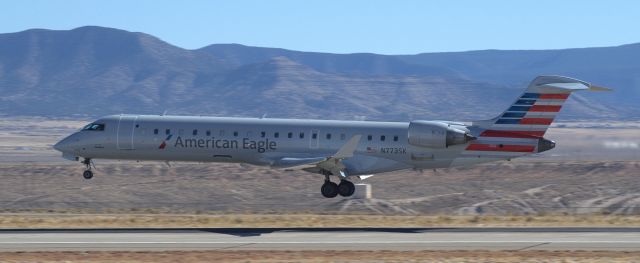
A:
3 0 639 54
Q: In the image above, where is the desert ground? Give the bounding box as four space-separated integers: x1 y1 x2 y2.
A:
0 117 639 219
2 160 640 217
0 117 639 262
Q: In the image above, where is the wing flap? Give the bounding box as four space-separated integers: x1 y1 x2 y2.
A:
272 157 327 169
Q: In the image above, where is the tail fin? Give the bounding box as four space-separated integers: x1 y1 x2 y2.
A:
473 75 610 139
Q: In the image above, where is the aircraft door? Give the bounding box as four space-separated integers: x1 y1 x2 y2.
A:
117 115 137 150
309 129 319 149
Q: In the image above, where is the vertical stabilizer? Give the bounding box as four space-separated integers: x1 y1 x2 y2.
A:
473 75 609 139
462 75 610 158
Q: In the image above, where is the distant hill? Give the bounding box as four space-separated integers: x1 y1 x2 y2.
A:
397 45 640 117
0 26 635 120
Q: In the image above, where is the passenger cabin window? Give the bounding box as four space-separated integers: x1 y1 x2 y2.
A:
261 131 266 138
82 123 105 131
288 132 293 138
274 132 279 138
380 135 386 141
233 131 238 137
326 133 332 140
367 135 372 141
206 130 211 136
393 135 399 142
299 132 304 139
154 129 159 135
165 129 170 135
192 129 198 136
312 133 317 139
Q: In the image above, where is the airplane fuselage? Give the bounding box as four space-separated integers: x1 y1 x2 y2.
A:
55 115 486 175
53 76 606 198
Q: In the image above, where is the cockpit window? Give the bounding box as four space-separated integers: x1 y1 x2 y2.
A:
82 123 105 131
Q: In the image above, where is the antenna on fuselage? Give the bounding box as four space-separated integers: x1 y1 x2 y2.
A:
162 110 168 116
260 113 268 119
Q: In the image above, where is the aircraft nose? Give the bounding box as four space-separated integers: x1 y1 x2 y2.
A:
54 135 76 153
53 139 68 153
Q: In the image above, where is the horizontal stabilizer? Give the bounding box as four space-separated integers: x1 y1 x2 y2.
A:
588 85 612 91
537 82 612 93
528 75 612 93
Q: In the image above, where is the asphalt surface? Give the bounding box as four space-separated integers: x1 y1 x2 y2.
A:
0 228 638 251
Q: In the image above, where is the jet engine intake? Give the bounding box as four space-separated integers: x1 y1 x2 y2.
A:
407 121 476 149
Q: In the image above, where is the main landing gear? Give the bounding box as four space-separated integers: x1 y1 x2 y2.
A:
82 158 93 179
321 175 355 198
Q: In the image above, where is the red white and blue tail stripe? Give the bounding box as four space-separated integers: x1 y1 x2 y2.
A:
463 75 609 157
482 92 568 139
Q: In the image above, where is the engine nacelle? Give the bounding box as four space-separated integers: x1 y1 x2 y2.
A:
407 121 475 149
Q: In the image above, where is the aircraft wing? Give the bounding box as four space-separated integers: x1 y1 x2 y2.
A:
273 157 328 169
273 135 362 177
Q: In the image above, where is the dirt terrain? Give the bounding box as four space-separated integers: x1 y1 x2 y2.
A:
2 213 640 228
1 160 639 216
0 117 639 216
0 118 639 262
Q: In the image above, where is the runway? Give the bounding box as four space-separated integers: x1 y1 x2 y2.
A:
0 228 638 252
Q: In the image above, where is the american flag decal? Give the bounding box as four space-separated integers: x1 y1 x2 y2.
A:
158 134 173 149
366 146 377 153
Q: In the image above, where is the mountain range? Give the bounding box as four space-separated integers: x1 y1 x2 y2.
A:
0 26 637 121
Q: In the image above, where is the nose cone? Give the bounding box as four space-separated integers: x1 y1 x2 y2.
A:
53 139 68 153
54 134 76 153
54 134 82 161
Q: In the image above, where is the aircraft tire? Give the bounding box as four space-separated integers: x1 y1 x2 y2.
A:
338 180 355 197
321 181 339 198
83 170 93 179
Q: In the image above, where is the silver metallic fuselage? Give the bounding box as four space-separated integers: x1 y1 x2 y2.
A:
54 115 491 175
53 76 608 186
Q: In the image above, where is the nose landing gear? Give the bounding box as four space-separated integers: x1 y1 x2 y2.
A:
83 170 93 179
82 158 93 179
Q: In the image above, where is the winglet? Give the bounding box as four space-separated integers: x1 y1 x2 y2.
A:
334 135 362 159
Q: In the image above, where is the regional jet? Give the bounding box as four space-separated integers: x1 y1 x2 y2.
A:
54 76 609 198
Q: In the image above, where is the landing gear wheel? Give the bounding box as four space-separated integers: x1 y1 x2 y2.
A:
83 170 93 179
81 158 94 180
338 180 355 197
321 181 339 198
